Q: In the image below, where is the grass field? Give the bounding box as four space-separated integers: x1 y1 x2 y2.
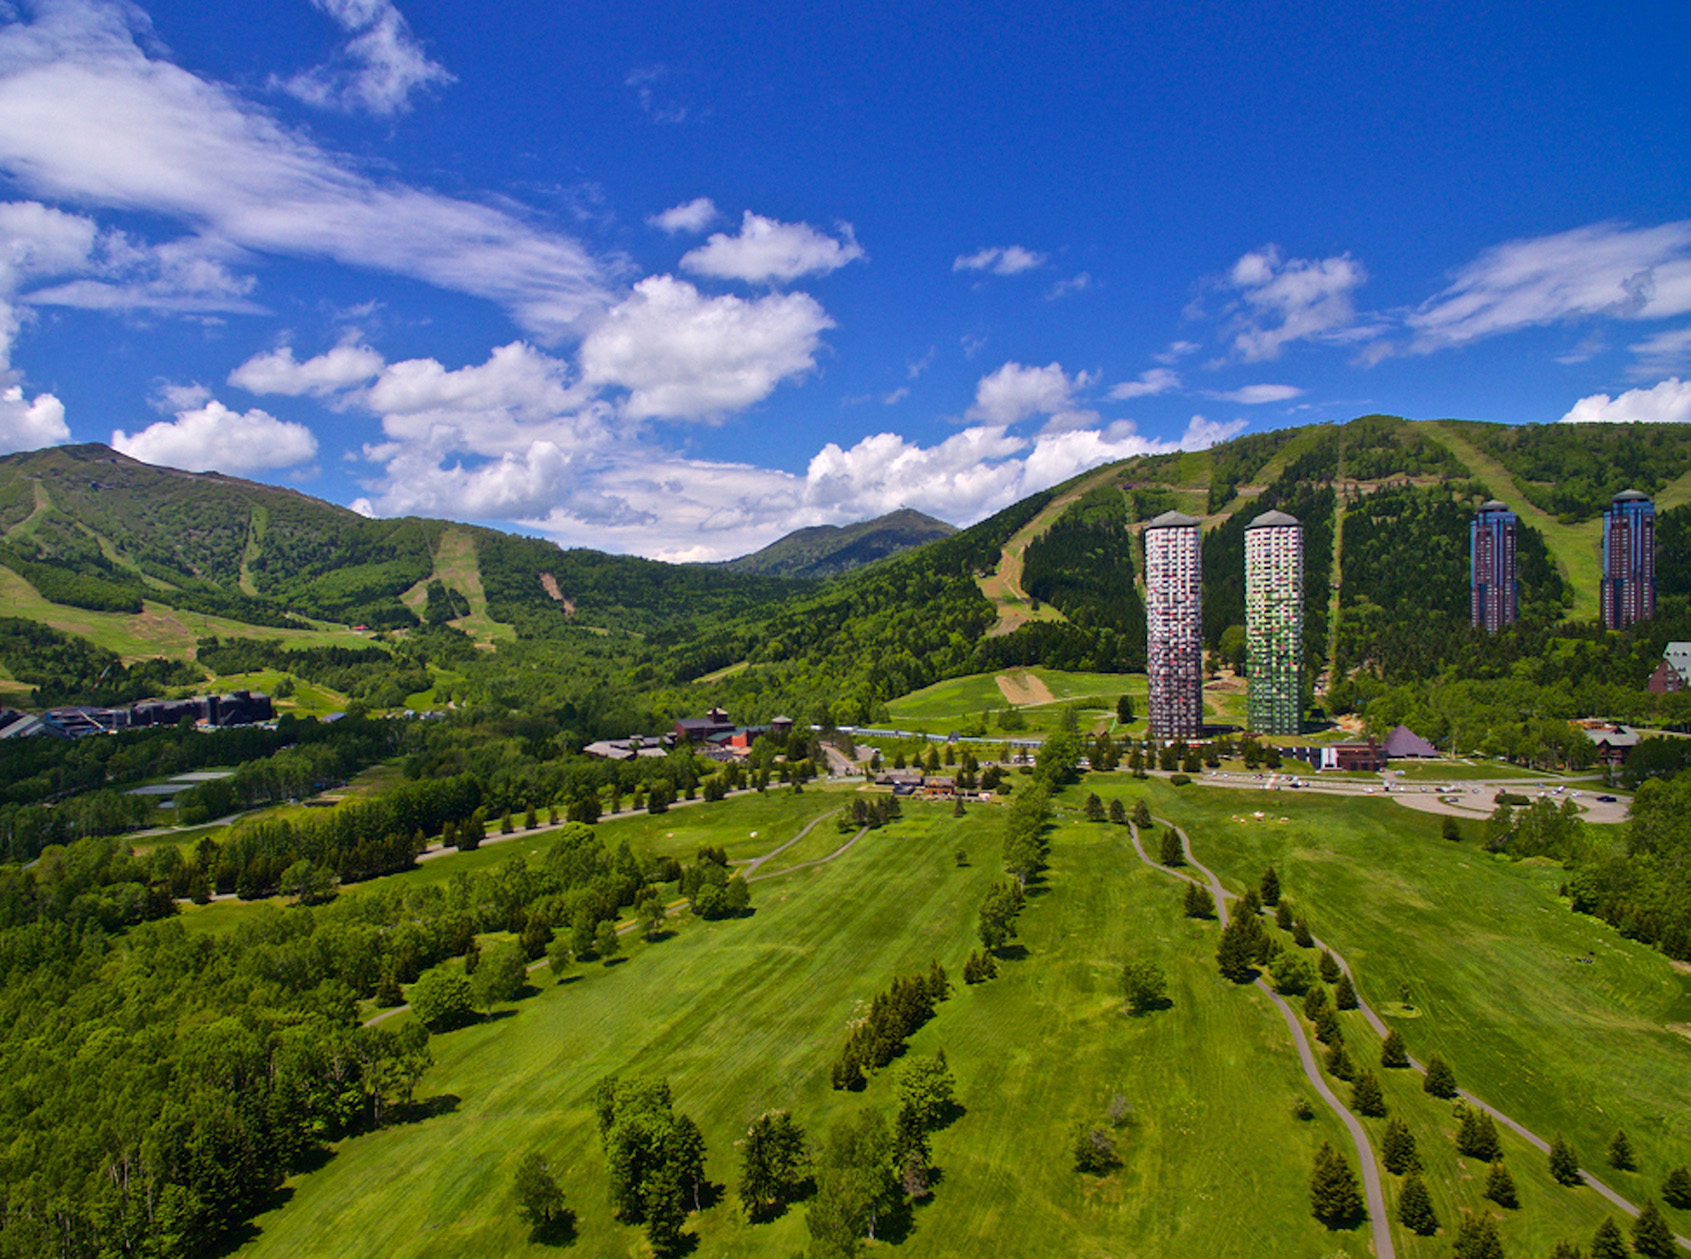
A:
885 667 1144 736
1121 778 1691 1206
239 795 1393 1259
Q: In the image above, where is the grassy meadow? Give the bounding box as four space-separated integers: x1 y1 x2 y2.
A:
884 667 1144 736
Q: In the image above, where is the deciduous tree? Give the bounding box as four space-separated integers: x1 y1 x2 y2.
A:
513 1151 573 1239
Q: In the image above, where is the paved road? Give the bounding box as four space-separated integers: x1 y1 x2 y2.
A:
1135 818 1691 1253
1129 819 1396 1259
1188 768 1629 825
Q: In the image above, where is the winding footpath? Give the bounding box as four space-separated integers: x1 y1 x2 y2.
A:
1130 820 1395 1259
1132 817 1691 1254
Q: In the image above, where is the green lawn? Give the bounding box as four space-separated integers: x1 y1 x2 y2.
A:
885 667 1143 736
1116 778 1691 1210
241 797 1381 1258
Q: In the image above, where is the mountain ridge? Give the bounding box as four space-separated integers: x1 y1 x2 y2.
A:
718 507 957 578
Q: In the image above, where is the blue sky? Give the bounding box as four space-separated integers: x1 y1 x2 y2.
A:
0 0 1686 559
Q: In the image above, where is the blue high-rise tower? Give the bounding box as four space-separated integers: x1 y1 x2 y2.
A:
1602 489 1656 629
1470 500 1517 632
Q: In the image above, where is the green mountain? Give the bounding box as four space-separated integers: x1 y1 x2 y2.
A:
721 507 957 578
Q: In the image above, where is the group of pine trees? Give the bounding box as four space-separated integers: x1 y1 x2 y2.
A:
830 964 950 1090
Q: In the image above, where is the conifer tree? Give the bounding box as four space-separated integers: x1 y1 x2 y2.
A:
1485 1158 1519 1209
1633 1200 1676 1259
1662 1163 1691 1208
1333 972 1358 1010
1452 1213 1505 1259
1108 797 1127 825
1456 1107 1501 1162
1309 1141 1365 1228
1315 1007 1343 1046
1275 900 1294 930
1381 1118 1421 1175
1423 1054 1458 1098
1351 1070 1386 1117
1323 1040 1355 1081
1183 880 1215 919
1607 1128 1635 1171
1318 949 1341 983
1398 1172 1438 1235
1215 915 1256 983
1380 1028 1409 1068
1549 1131 1583 1186
1303 984 1330 1021
1547 1242 1584 1259
1292 917 1315 948
1590 1216 1628 1259
1260 866 1281 906
1239 887 1262 918
1132 799 1152 828
1160 827 1185 866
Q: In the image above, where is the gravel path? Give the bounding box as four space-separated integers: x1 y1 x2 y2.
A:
1130 819 1396 1259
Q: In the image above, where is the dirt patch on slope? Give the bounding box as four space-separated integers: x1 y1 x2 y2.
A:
996 672 1055 706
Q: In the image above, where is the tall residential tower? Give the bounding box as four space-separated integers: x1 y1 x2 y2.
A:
1144 510 1203 739
1601 489 1655 630
1470 500 1518 632
1245 510 1303 735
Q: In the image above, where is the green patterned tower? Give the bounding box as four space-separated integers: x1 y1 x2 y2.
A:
1245 509 1303 735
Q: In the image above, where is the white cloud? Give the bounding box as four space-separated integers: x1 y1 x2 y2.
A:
953 245 1046 276
579 275 833 420
680 212 864 284
279 0 453 116
0 1 608 336
1108 368 1180 400
1181 414 1250 447
1560 378 1691 425
1627 326 1691 379
1046 272 1092 300
1223 245 1369 361
881 386 909 405
0 384 68 454
1409 221 1691 353
1206 383 1304 404
1155 340 1200 365
112 398 319 472
648 197 718 234
230 338 385 396
968 361 1092 425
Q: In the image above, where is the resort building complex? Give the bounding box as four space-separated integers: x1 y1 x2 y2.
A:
1245 510 1304 734
1470 500 1518 631
1602 489 1656 630
1144 510 1203 738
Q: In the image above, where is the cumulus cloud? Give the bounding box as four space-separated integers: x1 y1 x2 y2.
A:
278 0 453 116
1560 378 1691 425
1181 414 1250 447
680 212 864 284
648 197 718 234
0 1 608 336
969 361 1093 425
112 398 319 472
1108 368 1180 400
1222 245 1370 361
1408 221 1691 353
1205 383 1303 404
0 385 68 454
580 275 833 420
230 338 385 396
953 245 1046 276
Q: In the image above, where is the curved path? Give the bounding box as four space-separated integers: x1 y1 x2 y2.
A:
1139 818 1691 1252
739 808 842 876
1130 819 1396 1259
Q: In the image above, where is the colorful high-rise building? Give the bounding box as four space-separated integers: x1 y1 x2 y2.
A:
1601 489 1656 629
1470 500 1518 632
1245 509 1303 734
1144 510 1203 739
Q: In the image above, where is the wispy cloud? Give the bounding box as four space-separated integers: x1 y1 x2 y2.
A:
1046 271 1092 300
278 0 453 117
953 245 1046 276
1204 383 1303 404
1218 245 1371 362
1627 325 1691 379
1108 368 1180 400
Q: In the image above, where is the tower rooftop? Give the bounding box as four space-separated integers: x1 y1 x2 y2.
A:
1478 499 1511 513
1612 489 1651 503
1145 509 1200 529
1246 509 1300 529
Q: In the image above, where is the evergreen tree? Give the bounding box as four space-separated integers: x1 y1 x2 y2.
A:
1485 1158 1519 1209
1260 866 1281 906
1607 1128 1635 1171
1083 792 1105 822
1380 1028 1409 1068
1398 1172 1438 1235
1452 1213 1506 1259
1318 949 1341 983
1549 1131 1583 1186
1590 1216 1628 1259
1182 880 1215 918
1132 799 1152 828
1239 887 1262 918
1292 917 1314 948
1662 1164 1691 1209
1424 1054 1458 1098
1547 1242 1585 1259
1381 1118 1421 1175
1122 960 1169 1014
1332 972 1358 1010
1215 914 1257 983
1108 798 1127 825
1323 1041 1355 1081
1314 1007 1343 1046
1275 900 1294 930
1351 1070 1386 1117
1456 1107 1502 1162
1633 1200 1677 1259
1303 984 1330 1022
1159 827 1185 866
1308 1141 1365 1229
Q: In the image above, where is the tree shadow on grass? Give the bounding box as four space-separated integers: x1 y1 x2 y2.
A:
642 928 677 944
1125 996 1175 1016
993 944 1029 963
391 1093 461 1126
527 1211 579 1247
477 1008 519 1025
603 956 631 968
